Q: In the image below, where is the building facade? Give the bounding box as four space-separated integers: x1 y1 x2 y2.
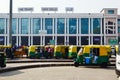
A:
0 8 120 46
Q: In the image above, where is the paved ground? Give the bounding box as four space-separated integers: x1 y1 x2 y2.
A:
0 66 117 80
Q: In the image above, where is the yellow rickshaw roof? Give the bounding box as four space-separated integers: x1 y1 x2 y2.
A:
84 45 107 48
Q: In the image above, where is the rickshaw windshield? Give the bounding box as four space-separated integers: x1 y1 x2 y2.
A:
78 48 83 56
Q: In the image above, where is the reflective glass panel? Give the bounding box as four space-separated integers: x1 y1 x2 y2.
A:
12 18 17 34
21 36 28 46
0 18 5 34
57 18 65 34
69 36 76 45
81 36 89 45
12 36 16 45
45 18 53 34
0 36 4 45
21 18 29 34
118 27 120 33
45 36 52 45
33 18 41 34
108 10 114 14
33 36 40 45
93 36 101 45
118 19 120 25
93 18 101 34
57 36 64 45
69 18 77 34
81 18 89 34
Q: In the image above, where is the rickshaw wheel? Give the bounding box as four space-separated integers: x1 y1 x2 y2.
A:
101 62 107 68
74 61 79 67
0 64 6 68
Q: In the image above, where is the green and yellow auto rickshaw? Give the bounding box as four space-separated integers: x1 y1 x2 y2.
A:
0 45 7 68
68 45 81 59
54 45 69 59
28 45 44 59
44 45 54 59
74 45 109 67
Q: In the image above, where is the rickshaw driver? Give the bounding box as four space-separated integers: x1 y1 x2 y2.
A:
90 48 98 63
78 48 83 56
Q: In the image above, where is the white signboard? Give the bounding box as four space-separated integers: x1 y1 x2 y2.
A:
41 7 58 11
18 7 34 12
65 7 74 12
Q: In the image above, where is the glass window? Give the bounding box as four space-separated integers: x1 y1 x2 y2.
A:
12 36 16 45
33 18 41 34
12 18 17 34
45 36 52 45
93 18 101 34
21 36 28 46
118 27 120 33
93 36 101 45
69 18 77 34
81 36 89 45
81 18 89 34
45 18 53 34
57 36 64 45
0 36 4 45
118 37 120 44
69 36 76 45
57 18 65 34
21 18 29 34
33 36 40 45
118 19 120 25
108 10 114 14
0 18 5 34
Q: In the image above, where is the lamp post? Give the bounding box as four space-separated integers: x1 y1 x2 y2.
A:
9 0 12 46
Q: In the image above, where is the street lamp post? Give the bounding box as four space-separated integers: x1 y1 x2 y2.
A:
9 0 12 46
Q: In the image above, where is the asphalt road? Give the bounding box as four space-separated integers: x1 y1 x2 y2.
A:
0 66 117 80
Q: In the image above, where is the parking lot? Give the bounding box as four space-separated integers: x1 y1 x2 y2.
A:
0 66 117 80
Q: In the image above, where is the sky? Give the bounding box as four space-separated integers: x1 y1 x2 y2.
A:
0 0 120 14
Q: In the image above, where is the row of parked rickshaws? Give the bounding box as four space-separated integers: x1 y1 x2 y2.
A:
28 45 81 59
28 44 118 68
0 45 28 68
0 44 117 68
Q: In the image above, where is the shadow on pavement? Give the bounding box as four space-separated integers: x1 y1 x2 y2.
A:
0 70 24 76
78 66 115 70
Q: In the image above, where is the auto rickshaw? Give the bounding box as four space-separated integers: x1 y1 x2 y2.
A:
54 45 69 59
0 45 6 68
28 45 45 59
74 45 109 67
14 46 28 58
44 45 54 59
68 45 81 59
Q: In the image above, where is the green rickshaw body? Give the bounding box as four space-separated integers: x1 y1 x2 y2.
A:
28 45 36 58
54 45 69 58
28 45 44 58
0 45 7 68
54 45 62 58
74 45 109 67
44 45 54 58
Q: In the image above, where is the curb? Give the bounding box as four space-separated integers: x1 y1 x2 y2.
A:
7 60 73 63
6 59 73 63
0 63 74 73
